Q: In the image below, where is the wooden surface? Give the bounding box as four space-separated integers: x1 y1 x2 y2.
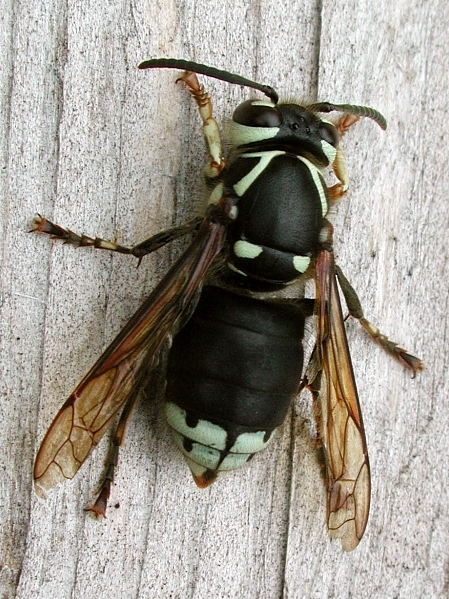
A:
1 0 448 597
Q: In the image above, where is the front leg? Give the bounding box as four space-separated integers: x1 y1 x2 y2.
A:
176 71 225 179
328 115 360 205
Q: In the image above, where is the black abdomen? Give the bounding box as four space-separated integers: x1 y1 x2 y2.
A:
165 286 305 486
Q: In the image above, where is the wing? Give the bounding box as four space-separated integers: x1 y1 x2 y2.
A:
311 248 370 551
34 216 226 497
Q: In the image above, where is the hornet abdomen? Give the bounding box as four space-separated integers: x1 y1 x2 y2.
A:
165 285 306 487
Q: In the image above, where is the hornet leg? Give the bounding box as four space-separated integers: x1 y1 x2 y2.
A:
31 214 203 264
328 115 361 205
176 71 225 179
335 264 423 374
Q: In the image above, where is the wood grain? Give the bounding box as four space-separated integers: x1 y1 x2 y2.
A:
1 0 448 597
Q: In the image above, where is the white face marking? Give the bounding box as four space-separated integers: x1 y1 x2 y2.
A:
321 139 337 164
297 156 329 217
227 262 248 276
207 182 224 206
229 430 275 453
233 150 285 197
250 99 276 108
229 122 279 147
234 240 263 260
165 403 227 450
293 255 311 273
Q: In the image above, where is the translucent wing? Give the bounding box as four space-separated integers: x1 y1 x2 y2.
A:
311 248 370 551
34 216 226 497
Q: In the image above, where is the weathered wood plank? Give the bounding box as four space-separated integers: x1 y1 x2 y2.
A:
1 0 447 597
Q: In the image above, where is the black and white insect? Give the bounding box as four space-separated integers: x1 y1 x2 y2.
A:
32 59 422 551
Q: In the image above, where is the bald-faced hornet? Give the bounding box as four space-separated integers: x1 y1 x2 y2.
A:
33 59 422 551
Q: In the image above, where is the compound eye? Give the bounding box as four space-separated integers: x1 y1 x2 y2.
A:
319 122 339 147
233 100 282 127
